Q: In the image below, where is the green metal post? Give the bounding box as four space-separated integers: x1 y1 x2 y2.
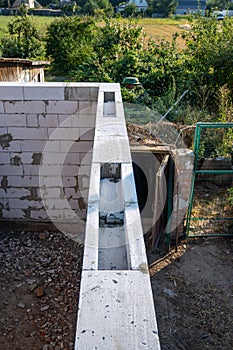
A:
185 124 201 237
186 122 233 238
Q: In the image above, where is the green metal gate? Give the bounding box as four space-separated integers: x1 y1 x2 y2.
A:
186 122 233 238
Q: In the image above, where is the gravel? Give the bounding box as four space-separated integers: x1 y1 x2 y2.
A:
0 230 83 350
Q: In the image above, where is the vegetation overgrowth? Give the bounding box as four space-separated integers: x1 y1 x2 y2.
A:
0 11 233 156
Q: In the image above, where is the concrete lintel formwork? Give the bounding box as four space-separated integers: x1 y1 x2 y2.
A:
75 84 161 349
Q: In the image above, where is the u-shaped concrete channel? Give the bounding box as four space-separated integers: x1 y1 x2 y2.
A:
75 84 161 349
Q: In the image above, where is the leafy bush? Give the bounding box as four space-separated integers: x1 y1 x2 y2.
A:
0 6 45 59
45 16 96 74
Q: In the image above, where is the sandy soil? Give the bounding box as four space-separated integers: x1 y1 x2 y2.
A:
149 237 233 350
0 230 232 350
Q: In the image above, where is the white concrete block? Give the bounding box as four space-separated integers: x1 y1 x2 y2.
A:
0 127 8 135
62 176 76 187
121 163 138 204
10 152 34 165
0 164 23 176
23 165 40 176
64 188 81 200
40 187 63 199
21 140 47 152
46 101 78 114
6 175 39 187
80 128 95 141
79 152 93 165
39 176 64 187
42 152 66 165
59 140 92 153
41 140 60 153
65 83 99 101
24 86 65 101
0 114 27 127
58 114 96 128
92 137 131 163
0 140 21 152
0 86 24 100
0 188 31 198
79 101 97 115
30 209 49 219
0 152 10 164
41 208 64 219
8 198 42 209
48 127 80 141
125 204 148 270
4 101 46 114
26 114 38 127
2 209 24 219
8 127 48 140
90 87 99 101
75 271 160 350
65 87 90 101
63 152 80 165
63 208 86 221
0 101 4 113
82 205 99 271
39 164 62 176
38 114 58 127
58 140 76 153
61 165 81 176
95 122 128 138
44 198 72 210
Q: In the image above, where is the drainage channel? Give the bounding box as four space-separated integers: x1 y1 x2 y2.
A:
75 83 161 349
99 163 128 270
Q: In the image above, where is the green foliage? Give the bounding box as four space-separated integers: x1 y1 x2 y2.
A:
181 15 233 109
46 17 147 82
45 16 96 73
123 3 139 17
109 0 122 6
0 6 44 59
78 0 113 16
227 188 233 205
152 0 178 17
0 0 8 7
206 0 233 11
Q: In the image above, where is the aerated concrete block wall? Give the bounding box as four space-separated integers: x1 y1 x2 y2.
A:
0 83 99 238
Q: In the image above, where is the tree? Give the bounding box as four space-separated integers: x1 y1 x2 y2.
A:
206 0 233 11
123 2 139 17
152 0 177 17
0 6 44 59
79 0 113 16
45 16 97 73
109 0 122 6
181 15 233 108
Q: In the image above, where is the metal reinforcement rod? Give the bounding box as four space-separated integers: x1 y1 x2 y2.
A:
75 83 161 350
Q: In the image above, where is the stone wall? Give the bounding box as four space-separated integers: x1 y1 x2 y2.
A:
0 82 99 240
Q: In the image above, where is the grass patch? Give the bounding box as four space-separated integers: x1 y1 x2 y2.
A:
0 15 57 39
0 15 190 47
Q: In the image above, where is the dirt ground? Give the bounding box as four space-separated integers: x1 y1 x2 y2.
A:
0 230 232 350
0 230 83 350
149 237 233 350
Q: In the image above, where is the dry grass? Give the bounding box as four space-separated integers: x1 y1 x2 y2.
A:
137 18 189 49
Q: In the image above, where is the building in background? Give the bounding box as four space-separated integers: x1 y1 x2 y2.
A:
176 0 206 14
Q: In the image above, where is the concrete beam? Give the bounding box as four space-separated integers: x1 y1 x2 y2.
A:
75 83 161 349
